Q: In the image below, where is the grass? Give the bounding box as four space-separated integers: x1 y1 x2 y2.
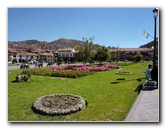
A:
8 62 150 121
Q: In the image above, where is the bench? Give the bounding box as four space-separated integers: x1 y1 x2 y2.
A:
143 71 158 89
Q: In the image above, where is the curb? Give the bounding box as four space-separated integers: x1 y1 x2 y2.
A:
124 89 144 121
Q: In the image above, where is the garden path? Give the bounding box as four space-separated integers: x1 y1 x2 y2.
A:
125 88 159 122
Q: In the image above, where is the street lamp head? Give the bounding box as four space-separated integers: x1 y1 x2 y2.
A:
153 8 158 17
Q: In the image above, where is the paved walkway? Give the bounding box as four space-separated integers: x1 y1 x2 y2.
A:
125 87 159 122
8 65 36 70
8 63 48 70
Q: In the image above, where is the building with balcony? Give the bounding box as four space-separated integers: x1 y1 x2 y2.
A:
53 48 78 63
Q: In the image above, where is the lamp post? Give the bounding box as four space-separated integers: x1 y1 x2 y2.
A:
151 8 158 83
153 8 158 67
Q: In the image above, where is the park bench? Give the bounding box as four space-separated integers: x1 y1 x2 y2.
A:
143 71 157 89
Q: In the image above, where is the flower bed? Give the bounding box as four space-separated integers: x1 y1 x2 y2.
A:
23 68 93 78
23 64 119 79
51 63 119 72
32 94 87 115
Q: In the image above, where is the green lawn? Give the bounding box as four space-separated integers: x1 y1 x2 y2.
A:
8 62 150 121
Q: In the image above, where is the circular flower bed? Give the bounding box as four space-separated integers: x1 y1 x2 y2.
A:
32 94 87 115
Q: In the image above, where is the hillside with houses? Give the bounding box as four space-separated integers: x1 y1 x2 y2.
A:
8 38 154 64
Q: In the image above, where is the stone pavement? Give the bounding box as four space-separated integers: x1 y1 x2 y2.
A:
125 87 159 122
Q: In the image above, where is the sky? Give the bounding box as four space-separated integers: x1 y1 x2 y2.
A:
8 8 159 48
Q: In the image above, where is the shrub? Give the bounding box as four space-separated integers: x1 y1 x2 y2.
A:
135 54 143 62
15 72 31 82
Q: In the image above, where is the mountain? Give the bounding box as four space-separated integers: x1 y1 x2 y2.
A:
139 38 158 48
9 38 157 51
8 38 102 51
139 41 154 48
49 38 84 50
8 38 83 51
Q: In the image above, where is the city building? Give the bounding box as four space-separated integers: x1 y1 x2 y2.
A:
53 48 78 63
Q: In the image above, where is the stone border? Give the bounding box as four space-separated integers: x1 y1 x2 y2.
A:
116 71 134 75
32 94 87 115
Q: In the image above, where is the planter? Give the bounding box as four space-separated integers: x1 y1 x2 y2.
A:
16 76 21 82
22 75 30 81
15 74 30 82
32 94 87 115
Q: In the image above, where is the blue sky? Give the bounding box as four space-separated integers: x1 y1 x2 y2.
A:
8 8 158 48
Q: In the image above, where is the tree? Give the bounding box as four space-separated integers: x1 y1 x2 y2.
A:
94 46 110 64
115 46 121 63
125 54 135 61
77 37 94 64
135 54 143 62
143 55 151 61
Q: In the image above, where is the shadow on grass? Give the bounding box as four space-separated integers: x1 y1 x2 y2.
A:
134 83 143 94
110 77 145 94
110 82 120 84
110 77 146 84
111 77 145 90
11 80 18 83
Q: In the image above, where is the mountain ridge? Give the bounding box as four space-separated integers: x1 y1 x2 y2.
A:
8 38 97 51
8 38 156 51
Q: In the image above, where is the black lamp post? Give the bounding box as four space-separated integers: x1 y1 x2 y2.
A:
151 8 158 83
153 8 158 67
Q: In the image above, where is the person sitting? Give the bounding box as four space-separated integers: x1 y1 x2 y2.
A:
145 64 152 80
